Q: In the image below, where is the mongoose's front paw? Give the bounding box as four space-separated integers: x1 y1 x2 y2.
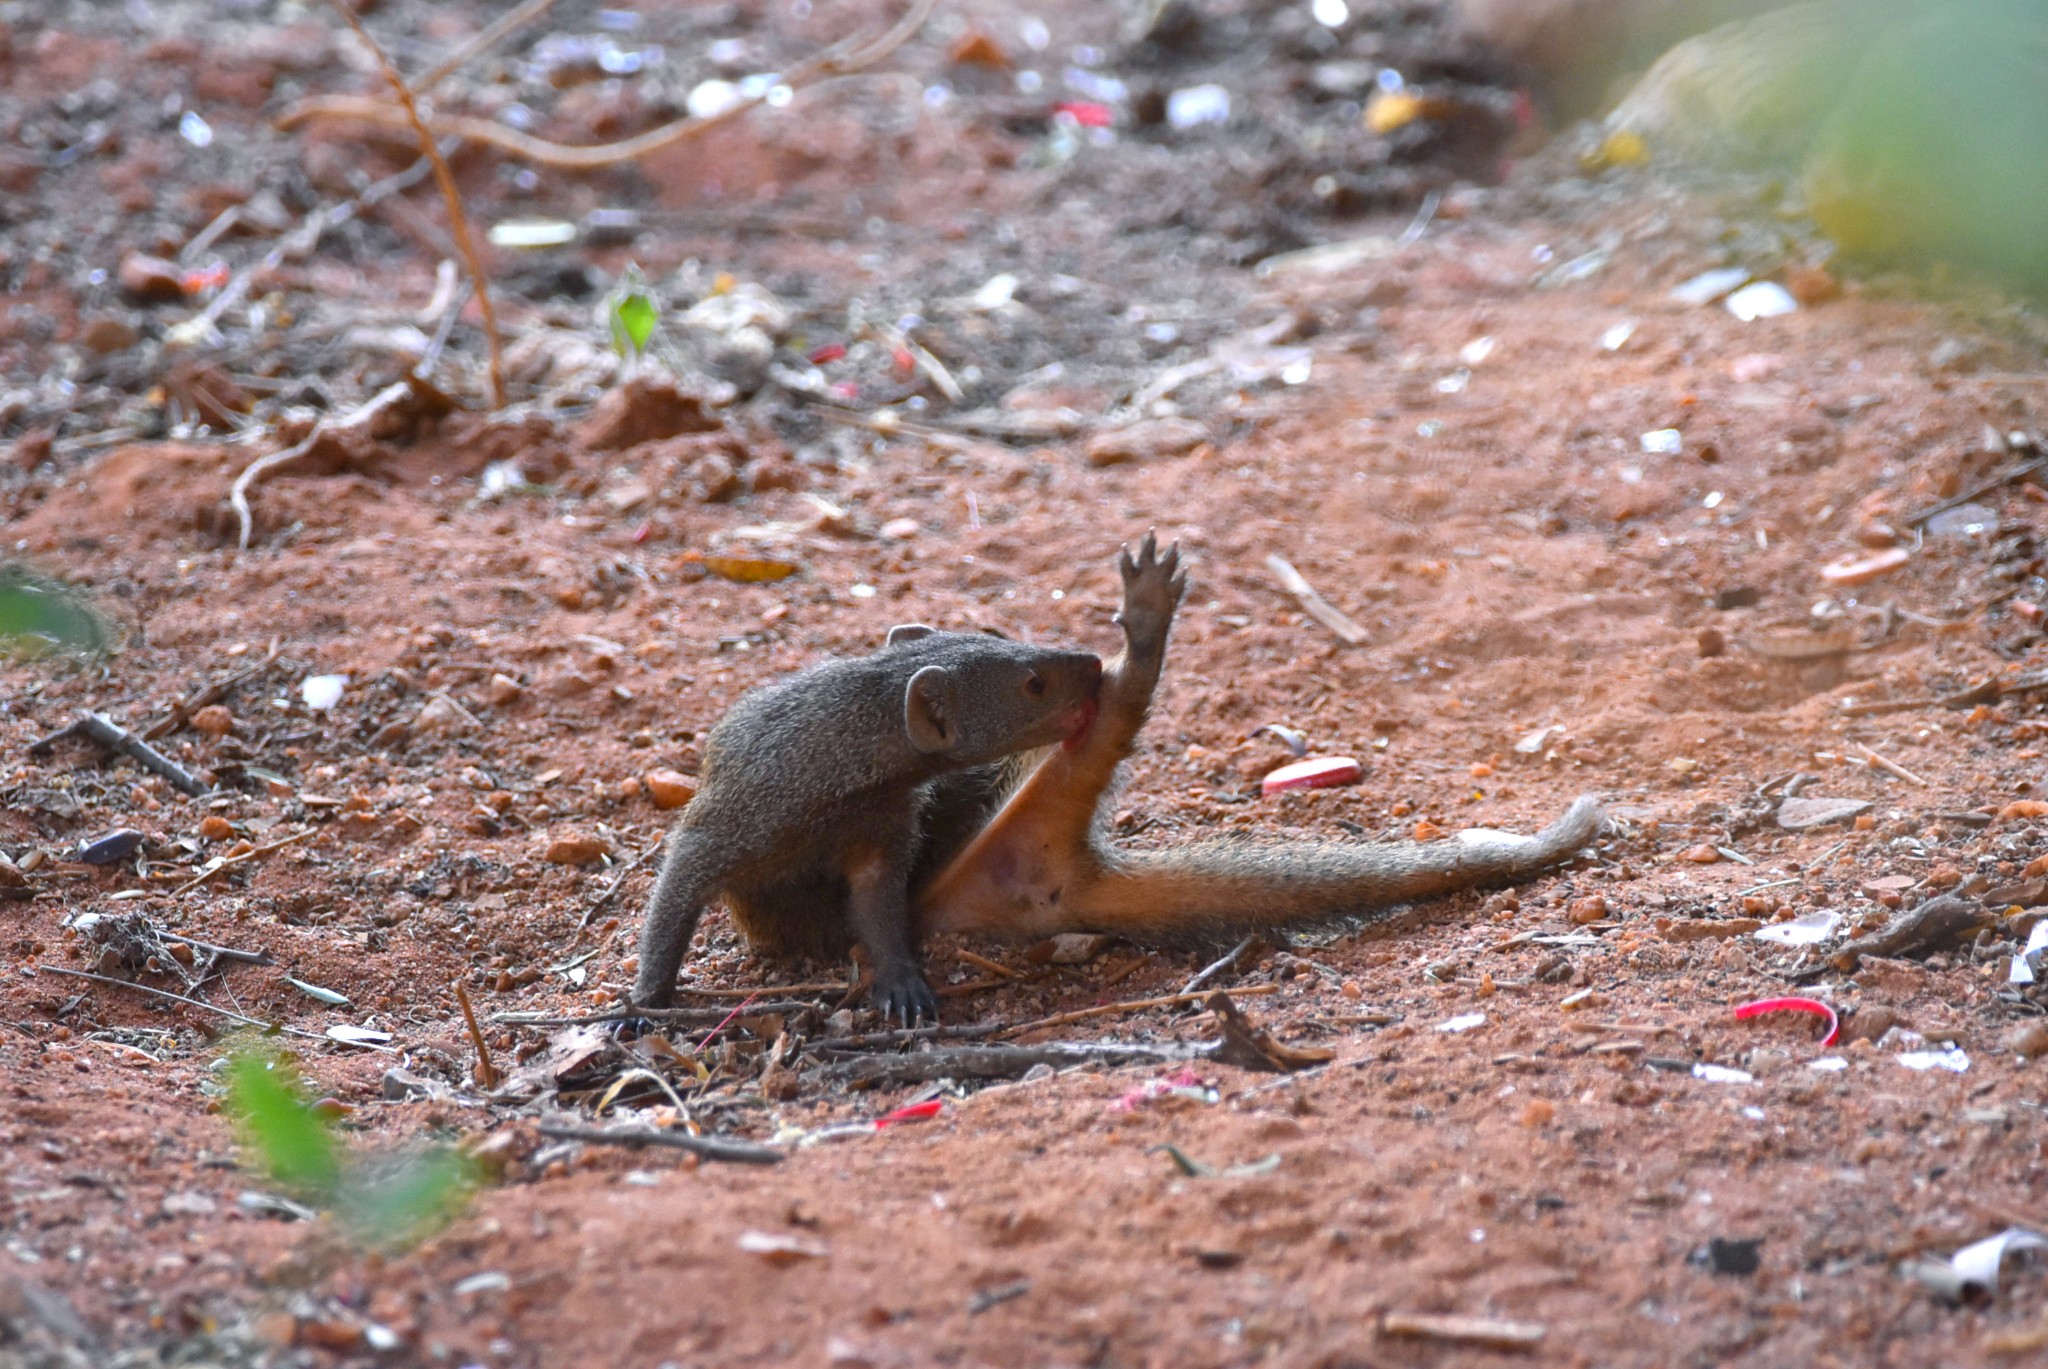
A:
870 967 940 1026
1115 531 1187 657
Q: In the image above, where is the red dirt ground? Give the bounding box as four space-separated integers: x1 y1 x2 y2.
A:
2 2 2045 1366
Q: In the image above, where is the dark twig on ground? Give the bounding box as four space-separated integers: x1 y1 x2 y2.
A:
1907 455 2047 527
816 1041 1205 1085
1182 934 1261 995
29 712 210 796
535 1120 784 1165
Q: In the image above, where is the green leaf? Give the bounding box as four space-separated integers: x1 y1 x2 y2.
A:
608 265 660 358
224 1046 339 1198
0 566 110 657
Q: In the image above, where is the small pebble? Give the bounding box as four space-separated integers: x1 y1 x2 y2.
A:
117 251 184 303
191 705 235 738
2007 1021 2048 1061
1568 895 1608 925
1518 1100 1555 1128
198 815 235 841
644 769 697 809
77 829 145 865
487 674 524 706
541 832 611 865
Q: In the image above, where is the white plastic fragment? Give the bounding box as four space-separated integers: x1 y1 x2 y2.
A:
1752 911 1842 946
685 78 742 119
1600 320 1636 351
2009 920 2048 984
1166 84 1232 129
1692 1063 1753 1085
1640 428 1683 455
1807 1056 1848 1072
1459 336 1496 366
1436 1012 1487 1033
1725 281 1798 321
1312 0 1349 27
301 675 348 710
1669 267 1749 306
1949 1228 2048 1296
327 1024 394 1047
179 111 214 148
1897 1046 1969 1073
488 219 578 249
970 273 1019 311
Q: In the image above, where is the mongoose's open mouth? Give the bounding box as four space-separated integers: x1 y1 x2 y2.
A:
1059 696 1099 749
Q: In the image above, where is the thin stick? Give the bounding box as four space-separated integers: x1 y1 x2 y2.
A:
142 640 283 741
995 983 1279 1040
280 0 937 172
31 964 337 1044
1182 934 1258 995
1838 696 1936 718
415 0 563 92
1265 555 1368 646
580 839 657 929
232 381 414 550
323 2 505 408
452 977 500 1089
168 827 321 896
159 932 272 966
1907 456 2047 527
1857 742 1927 787
534 1120 783 1166
936 975 1012 999
956 949 1022 979
28 712 209 796
493 1000 820 1027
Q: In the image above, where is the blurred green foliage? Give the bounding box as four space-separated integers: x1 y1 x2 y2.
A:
0 564 110 658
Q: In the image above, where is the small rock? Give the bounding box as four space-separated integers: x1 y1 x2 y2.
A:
643 769 696 810
576 376 720 451
878 517 920 540
79 314 140 353
1776 796 1872 831
76 829 145 865
1691 1237 1762 1277
2006 1021 2048 1060
1026 933 1114 965
1678 844 1723 863
541 832 611 866
198 815 235 841
946 27 1011 68
761 1060 801 1101
486 673 524 707
413 694 477 734
1998 800 2048 821
1818 547 1909 587
191 704 236 738
1083 417 1209 467
161 1190 218 1217
1841 1005 1902 1044
0 855 24 889
1518 1100 1555 1128
1568 895 1608 925
1658 917 1762 943
117 251 184 303
1696 627 1726 658
688 451 741 503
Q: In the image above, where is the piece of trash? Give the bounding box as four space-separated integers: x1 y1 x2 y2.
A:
76 829 145 865
1669 268 1750 307
1808 1056 1848 1072
873 1100 943 1129
700 555 799 584
1437 1012 1486 1034
1924 503 1999 539
286 977 351 1008
1733 996 1840 1045
1166 84 1230 129
1153 1143 1282 1179
1818 547 1909 586
1250 723 1309 756
178 110 213 148
1260 756 1361 797
325 1025 394 1048
685 79 742 120
1897 1046 1969 1073
1600 321 1636 351
1379 1313 1545 1351
1905 1228 2048 1304
1582 128 1650 171
2008 920 2048 984
1724 281 1797 321
969 273 1018 311
1690 1237 1763 1276
1639 429 1683 455
452 1271 510 1297
1775 797 1871 831
1459 336 1496 366
488 219 578 249
1692 1063 1753 1085
301 675 348 710
737 1230 829 1264
1052 100 1113 128
1311 0 1349 27
1750 913 1843 948
1112 1067 1216 1112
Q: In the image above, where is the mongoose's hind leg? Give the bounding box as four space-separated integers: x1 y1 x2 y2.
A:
918 534 1185 935
631 827 730 1009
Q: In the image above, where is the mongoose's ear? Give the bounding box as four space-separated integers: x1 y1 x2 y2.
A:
903 665 957 753
886 623 937 646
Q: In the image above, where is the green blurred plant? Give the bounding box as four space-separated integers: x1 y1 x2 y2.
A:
606 263 661 362
0 564 110 658
225 1043 477 1249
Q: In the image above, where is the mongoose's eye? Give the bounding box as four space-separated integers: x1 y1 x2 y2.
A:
1025 673 1046 697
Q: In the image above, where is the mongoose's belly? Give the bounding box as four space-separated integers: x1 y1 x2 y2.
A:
725 870 856 961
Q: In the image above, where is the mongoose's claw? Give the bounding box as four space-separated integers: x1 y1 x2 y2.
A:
1114 531 1186 654
872 970 940 1026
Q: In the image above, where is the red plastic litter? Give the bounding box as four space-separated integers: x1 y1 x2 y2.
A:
892 346 916 375
1260 756 1362 798
1052 101 1113 128
1733 996 1839 1047
181 263 230 295
807 342 846 365
874 1100 943 1128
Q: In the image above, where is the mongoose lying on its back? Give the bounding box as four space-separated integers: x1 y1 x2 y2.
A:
631 625 1102 1020
917 537 1604 947
634 536 1602 1021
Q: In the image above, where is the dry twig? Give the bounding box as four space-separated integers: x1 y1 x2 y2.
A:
534 1120 783 1165
168 827 320 897
1266 555 1369 646
452 977 500 1089
995 983 1279 1039
28 712 209 797
322 0 505 406
230 380 412 550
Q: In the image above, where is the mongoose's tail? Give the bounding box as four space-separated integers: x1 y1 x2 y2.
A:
1071 795 1606 943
